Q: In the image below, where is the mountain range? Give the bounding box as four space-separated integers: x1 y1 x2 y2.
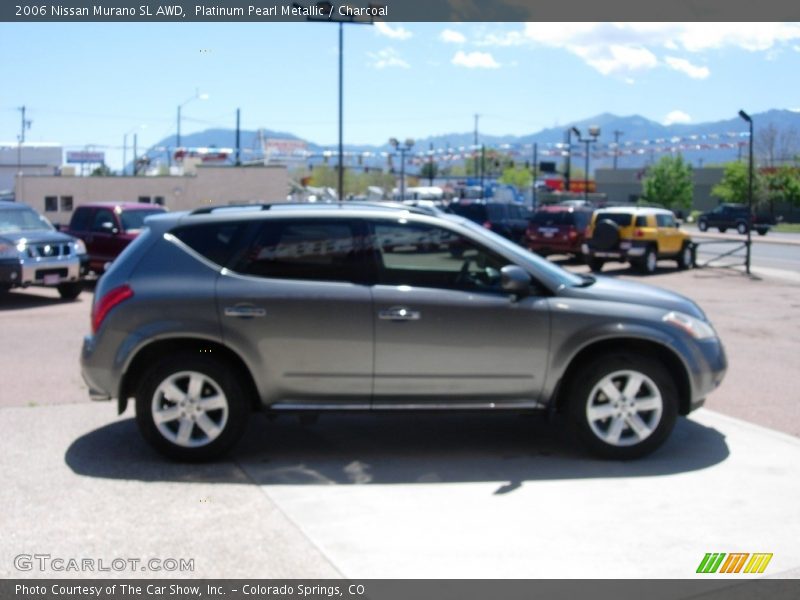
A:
142 109 800 172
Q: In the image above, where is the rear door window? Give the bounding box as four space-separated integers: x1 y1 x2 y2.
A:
232 219 372 284
70 207 93 232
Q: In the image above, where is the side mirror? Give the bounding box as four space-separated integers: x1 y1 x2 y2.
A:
501 265 531 298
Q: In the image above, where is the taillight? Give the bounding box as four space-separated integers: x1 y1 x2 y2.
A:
482 221 493 229
568 229 578 240
92 284 134 334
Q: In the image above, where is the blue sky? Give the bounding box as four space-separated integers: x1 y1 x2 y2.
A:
1 22 799 169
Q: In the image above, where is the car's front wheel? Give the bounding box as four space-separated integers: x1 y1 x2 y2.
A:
697 219 708 232
676 243 694 270
566 354 679 459
587 257 605 272
135 354 250 461
736 221 748 235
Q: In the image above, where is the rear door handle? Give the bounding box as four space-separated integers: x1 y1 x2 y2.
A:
224 306 266 318
378 307 421 321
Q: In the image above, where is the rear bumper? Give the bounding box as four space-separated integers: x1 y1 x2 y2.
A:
582 241 647 261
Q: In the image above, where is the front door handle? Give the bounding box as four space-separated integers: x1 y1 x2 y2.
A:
378 307 421 321
224 306 266 318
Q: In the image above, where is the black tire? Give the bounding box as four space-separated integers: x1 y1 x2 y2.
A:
676 243 694 270
135 354 250 461
565 353 679 460
588 257 605 273
756 228 768 236
718 227 727 233
57 282 82 300
697 219 708 232
591 220 620 251
635 246 657 274
736 221 748 235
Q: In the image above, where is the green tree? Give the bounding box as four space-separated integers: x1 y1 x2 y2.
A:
498 166 532 189
765 166 800 208
711 161 768 208
91 163 114 177
641 154 693 211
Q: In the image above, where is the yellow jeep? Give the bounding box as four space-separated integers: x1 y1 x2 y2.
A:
582 206 694 274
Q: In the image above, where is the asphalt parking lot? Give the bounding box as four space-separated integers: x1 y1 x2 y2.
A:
1 260 799 579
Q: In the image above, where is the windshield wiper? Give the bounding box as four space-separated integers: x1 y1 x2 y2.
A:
575 273 596 287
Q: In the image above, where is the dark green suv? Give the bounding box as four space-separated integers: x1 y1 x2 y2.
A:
697 203 773 236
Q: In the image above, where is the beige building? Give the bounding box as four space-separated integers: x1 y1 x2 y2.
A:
15 163 289 222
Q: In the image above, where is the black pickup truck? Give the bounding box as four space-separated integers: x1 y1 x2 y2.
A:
697 203 775 236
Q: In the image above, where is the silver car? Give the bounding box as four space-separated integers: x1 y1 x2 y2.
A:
81 203 727 461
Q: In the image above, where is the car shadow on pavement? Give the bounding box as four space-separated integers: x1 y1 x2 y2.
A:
65 412 729 489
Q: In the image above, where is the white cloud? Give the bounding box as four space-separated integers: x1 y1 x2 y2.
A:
452 50 500 69
475 22 800 78
374 22 412 41
440 29 466 44
664 56 710 79
367 48 410 70
664 110 692 125
572 44 657 75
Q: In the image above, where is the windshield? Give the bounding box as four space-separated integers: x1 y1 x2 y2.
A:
120 209 164 232
0 206 54 234
457 218 583 288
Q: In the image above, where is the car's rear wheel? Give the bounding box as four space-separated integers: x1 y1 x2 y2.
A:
566 354 678 459
636 246 657 274
135 354 249 461
736 222 748 235
57 282 82 300
697 219 708 232
756 228 768 236
718 227 727 233
676 243 694 270
587 257 605 272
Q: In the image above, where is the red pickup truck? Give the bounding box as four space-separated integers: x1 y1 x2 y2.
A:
61 202 166 273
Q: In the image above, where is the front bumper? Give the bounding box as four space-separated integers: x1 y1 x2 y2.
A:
686 337 728 413
0 254 88 288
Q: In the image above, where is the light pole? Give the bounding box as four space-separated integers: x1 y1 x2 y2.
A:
563 128 574 194
294 1 376 202
390 138 414 200
572 125 601 202
122 125 146 176
176 90 209 150
739 109 753 275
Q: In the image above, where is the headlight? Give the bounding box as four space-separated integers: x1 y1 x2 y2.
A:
73 239 87 255
0 242 21 259
663 311 717 340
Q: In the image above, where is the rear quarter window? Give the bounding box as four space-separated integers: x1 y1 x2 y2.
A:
595 212 634 227
171 222 248 267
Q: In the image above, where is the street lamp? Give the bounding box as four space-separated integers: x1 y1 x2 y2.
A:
572 125 601 202
294 1 377 202
739 109 753 274
390 138 414 200
563 128 574 194
122 125 147 176
176 90 209 149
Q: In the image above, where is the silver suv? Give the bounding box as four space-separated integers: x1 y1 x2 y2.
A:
81 203 727 461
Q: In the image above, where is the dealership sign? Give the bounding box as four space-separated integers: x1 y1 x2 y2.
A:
66 151 105 164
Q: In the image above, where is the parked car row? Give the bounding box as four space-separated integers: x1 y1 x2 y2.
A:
0 200 165 300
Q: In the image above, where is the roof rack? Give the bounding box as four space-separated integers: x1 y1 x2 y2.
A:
189 201 435 217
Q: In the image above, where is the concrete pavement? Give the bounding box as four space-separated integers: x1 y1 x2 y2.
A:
1 403 799 578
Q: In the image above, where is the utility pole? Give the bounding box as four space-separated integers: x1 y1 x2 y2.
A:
532 142 538 207
428 142 434 186
612 129 624 170
18 106 31 143
133 134 138 176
